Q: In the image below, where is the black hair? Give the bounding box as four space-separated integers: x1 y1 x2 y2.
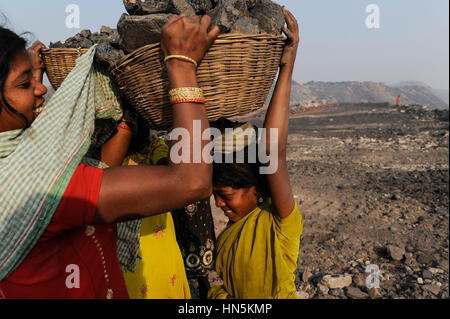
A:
210 118 270 202
0 26 31 133
126 109 151 155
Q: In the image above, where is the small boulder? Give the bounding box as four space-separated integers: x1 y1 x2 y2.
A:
421 284 440 296
127 0 207 15
140 0 177 14
49 41 65 48
64 37 94 49
302 270 313 283
100 26 114 35
80 29 92 38
416 253 434 265
428 267 444 275
317 283 329 295
322 274 353 289
95 41 123 66
249 0 284 35
346 287 369 299
171 0 196 16
117 13 172 52
354 274 367 288
208 0 249 34
387 245 405 261
329 288 345 297
295 290 309 299
123 0 143 15
187 0 214 14
231 16 260 33
422 269 434 280
369 288 383 299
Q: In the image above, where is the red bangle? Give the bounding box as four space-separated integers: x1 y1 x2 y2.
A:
170 98 205 105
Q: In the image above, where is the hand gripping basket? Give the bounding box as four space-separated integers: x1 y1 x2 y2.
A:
41 48 89 90
111 34 285 129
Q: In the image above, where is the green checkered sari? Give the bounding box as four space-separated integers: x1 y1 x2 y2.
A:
0 46 136 280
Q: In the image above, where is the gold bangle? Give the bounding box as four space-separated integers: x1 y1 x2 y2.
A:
169 87 204 104
164 55 198 68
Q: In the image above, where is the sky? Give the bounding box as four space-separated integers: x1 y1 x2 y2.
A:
1 0 448 90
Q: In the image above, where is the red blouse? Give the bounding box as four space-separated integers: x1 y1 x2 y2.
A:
0 164 129 299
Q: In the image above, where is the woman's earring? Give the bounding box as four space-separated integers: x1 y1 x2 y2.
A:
258 195 264 204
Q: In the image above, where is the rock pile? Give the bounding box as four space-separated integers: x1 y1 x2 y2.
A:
50 26 123 66
119 0 284 53
50 0 285 64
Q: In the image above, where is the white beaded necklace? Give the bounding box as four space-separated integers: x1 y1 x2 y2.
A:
85 225 113 299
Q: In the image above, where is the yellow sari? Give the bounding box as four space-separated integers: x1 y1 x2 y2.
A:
208 201 303 299
122 138 191 299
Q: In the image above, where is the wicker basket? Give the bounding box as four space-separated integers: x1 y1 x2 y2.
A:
111 34 285 129
41 48 89 90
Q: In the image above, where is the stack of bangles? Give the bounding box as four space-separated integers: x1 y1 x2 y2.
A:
164 55 205 105
169 87 205 105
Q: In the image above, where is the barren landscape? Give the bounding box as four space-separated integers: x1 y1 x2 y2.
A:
208 102 449 299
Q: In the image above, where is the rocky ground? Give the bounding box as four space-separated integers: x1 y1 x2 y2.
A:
207 103 449 299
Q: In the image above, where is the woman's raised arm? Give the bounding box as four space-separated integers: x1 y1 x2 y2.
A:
95 15 220 224
263 7 299 219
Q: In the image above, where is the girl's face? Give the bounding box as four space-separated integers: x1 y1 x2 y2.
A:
213 185 258 223
0 50 47 132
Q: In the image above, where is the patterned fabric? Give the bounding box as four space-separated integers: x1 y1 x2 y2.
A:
121 143 191 299
78 70 142 274
124 136 168 167
214 122 257 154
0 47 98 280
93 64 123 122
122 212 191 299
149 137 169 166
172 199 216 279
125 136 216 281
81 158 142 273
0 46 135 281
84 64 123 160
116 218 142 273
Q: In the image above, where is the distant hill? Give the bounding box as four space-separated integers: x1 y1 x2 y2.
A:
391 81 449 105
433 89 449 105
43 76 448 113
288 81 449 110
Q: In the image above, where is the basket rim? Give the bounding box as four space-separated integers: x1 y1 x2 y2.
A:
109 32 285 129
111 33 286 72
41 48 90 54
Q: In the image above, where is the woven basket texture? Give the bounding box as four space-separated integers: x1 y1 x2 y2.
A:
41 34 285 129
111 34 285 129
41 48 89 90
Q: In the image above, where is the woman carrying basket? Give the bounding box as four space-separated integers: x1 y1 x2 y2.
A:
0 15 219 299
208 7 303 299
